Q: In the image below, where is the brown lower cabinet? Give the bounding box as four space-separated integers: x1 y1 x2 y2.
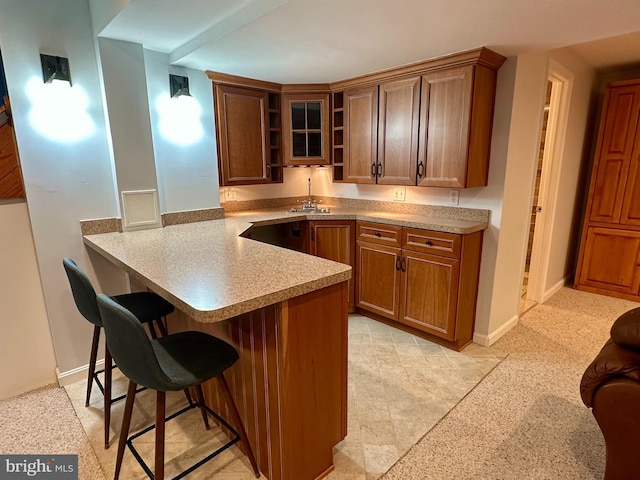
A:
355 221 482 350
308 220 356 308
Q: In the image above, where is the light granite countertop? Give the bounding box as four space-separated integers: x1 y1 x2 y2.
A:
229 206 489 234
83 206 488 324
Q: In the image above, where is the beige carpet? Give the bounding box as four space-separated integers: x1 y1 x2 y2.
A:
0 384 105 480
381 287 640 480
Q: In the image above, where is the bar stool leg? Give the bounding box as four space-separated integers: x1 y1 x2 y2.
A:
194 385 210 430
115 381 137 480
104 344 113 449
217 373 260 477
156 317 169 337
86 325 100 407
155 391 166 480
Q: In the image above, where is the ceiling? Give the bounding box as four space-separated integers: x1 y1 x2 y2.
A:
97 0 640 83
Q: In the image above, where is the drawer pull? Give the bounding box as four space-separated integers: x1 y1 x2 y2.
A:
425 240 433 246
375 232 381 237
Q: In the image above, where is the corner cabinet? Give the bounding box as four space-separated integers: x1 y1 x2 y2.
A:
575 79 640 301
331 48 505 187
212 81 282 186
355 221 483 350
282 92 331 166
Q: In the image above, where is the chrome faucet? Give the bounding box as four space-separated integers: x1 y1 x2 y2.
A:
302 177 315 209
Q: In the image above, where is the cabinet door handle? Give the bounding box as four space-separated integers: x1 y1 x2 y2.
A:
417 161 424 178
371 163 377 177
266 164 271 179
396 257 401 271
425 240 433 246
400 257 406 272
376 162 382 176
310 228 315 242
374 232 381 237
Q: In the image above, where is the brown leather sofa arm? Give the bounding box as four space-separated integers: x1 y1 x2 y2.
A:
591 378 640 480
580 339 640 407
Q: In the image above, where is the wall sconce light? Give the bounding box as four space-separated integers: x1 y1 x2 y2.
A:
169 74 190 98
40 54 72 85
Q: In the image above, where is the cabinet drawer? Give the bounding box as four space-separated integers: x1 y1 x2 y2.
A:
356 221 402 247
402 228 461 258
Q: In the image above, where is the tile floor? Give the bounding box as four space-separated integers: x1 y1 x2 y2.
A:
65 315 503 480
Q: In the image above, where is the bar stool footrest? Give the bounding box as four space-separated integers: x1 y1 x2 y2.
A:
126 401 241 480
92 367 147 403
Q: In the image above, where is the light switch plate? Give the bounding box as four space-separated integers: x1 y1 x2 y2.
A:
448 189 460 205
393 187 406 202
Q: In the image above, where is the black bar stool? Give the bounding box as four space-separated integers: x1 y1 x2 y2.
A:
63 258 175 449
96 293 260 480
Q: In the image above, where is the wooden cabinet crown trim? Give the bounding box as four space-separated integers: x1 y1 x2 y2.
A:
207 47 505 94
206 70 282 92
329 47 506 91
281 83 331 93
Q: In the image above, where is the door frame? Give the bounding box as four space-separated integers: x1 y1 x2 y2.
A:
527 59 574 303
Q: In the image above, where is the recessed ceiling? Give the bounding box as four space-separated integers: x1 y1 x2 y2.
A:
96 0 640 83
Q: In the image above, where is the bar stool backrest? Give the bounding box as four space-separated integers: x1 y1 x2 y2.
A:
63 258 102 327
96 293 174 392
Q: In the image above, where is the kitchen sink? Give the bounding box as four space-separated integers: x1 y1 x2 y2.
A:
288 206 331 213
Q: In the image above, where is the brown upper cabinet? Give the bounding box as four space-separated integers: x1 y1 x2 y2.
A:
378 77 421 185
332 48 505 187
338 77 421 185
207 48 504 188
343 85 379 183
282 91 330 166
209 73 283 186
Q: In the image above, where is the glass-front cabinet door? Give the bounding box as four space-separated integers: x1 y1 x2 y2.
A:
282 92 330 166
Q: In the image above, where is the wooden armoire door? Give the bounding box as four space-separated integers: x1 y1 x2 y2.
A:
620 129 640 225
376 77 420 186
589 83 640 223
578 227 640 296
344 85 378 184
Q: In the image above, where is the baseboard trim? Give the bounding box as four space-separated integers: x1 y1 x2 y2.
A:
542 277 568 303
57 359 104 387
473 314 519 347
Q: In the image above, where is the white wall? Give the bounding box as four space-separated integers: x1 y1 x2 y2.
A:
98 38 162 230
0 0 125 375
543 48 595 294
0 201 57 399
143 50 220 213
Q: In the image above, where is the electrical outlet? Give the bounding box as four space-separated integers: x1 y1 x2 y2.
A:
448 189 459 205
393 187 406 202
224 189 237 202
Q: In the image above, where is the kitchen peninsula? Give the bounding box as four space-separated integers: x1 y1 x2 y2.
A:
83 204 488 479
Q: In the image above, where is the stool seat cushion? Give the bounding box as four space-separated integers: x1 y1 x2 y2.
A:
111 292 174 324
98 294 239 392
152 332 239 390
